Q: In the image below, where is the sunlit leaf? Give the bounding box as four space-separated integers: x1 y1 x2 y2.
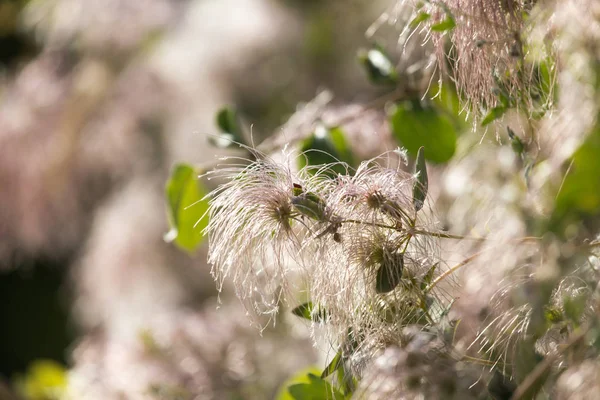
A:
321 351 343 379
287 374 346 400
481 105 507 126
15 360 67 400
208 106 246 148
410 12 430 28
277 369 346 400
389 100 457 163
165 163 209 252
413 147 428 211
298 124 353 176
430 10 456 32
358 45 398 85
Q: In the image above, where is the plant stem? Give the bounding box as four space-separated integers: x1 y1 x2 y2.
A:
425 250 485 293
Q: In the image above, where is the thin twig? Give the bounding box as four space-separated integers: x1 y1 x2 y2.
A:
426 250 485 293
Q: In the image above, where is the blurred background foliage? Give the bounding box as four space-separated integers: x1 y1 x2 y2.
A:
0 0 396 398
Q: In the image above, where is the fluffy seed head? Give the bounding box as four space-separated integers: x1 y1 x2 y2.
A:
204 156 309 320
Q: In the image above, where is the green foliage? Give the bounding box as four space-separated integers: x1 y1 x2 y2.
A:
358 45 398 85
208 107 246 148
409 12 431 28
389 100 457 163
298 125 354 176
481 106 508 126
563 292 588 325
320 351 342 379
430 5 456 32
507 126 525 156
287 374 346 400
551 123 600 233
291 301 328 322
431 15 456 32
277 369 346 400
412 146 428 211
165 163 209 252
15 360 67 400
291 191 328 221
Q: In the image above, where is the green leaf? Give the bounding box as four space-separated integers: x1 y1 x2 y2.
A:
543 306 563 324
410 12 430 28
420 262 438 290
291 301 327 322
430 12 456 32
431 81 463 119
375 254 404 294
563 292 588 324
292 302 313 320
165 163 209 252
358 45 398 85
388 100 457 163
328 127 355 166
413 146 428 211
14 360 67 400
275 367 322 400
209 107 246 148
507 126 525 155
551 123 600 232
321 351 343 379
287 374 346 400
291 193 327 221
298 125 353 176
481 105 507 126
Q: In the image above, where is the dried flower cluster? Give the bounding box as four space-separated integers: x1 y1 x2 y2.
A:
356 326 487 399
204 150 451 374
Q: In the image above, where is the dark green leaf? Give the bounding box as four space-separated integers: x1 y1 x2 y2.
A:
375 254 404 294
209 107 246 148
287 374 346 400
328 127 355 167
389 100 457 163
298 125 353 177
481 105 507 126
292 302 313 320
410 12 430 28
321 351 342 379
507 126 525 155
165 164 209 252
291 302 328 322
358 45 398 85
413 147 428 211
